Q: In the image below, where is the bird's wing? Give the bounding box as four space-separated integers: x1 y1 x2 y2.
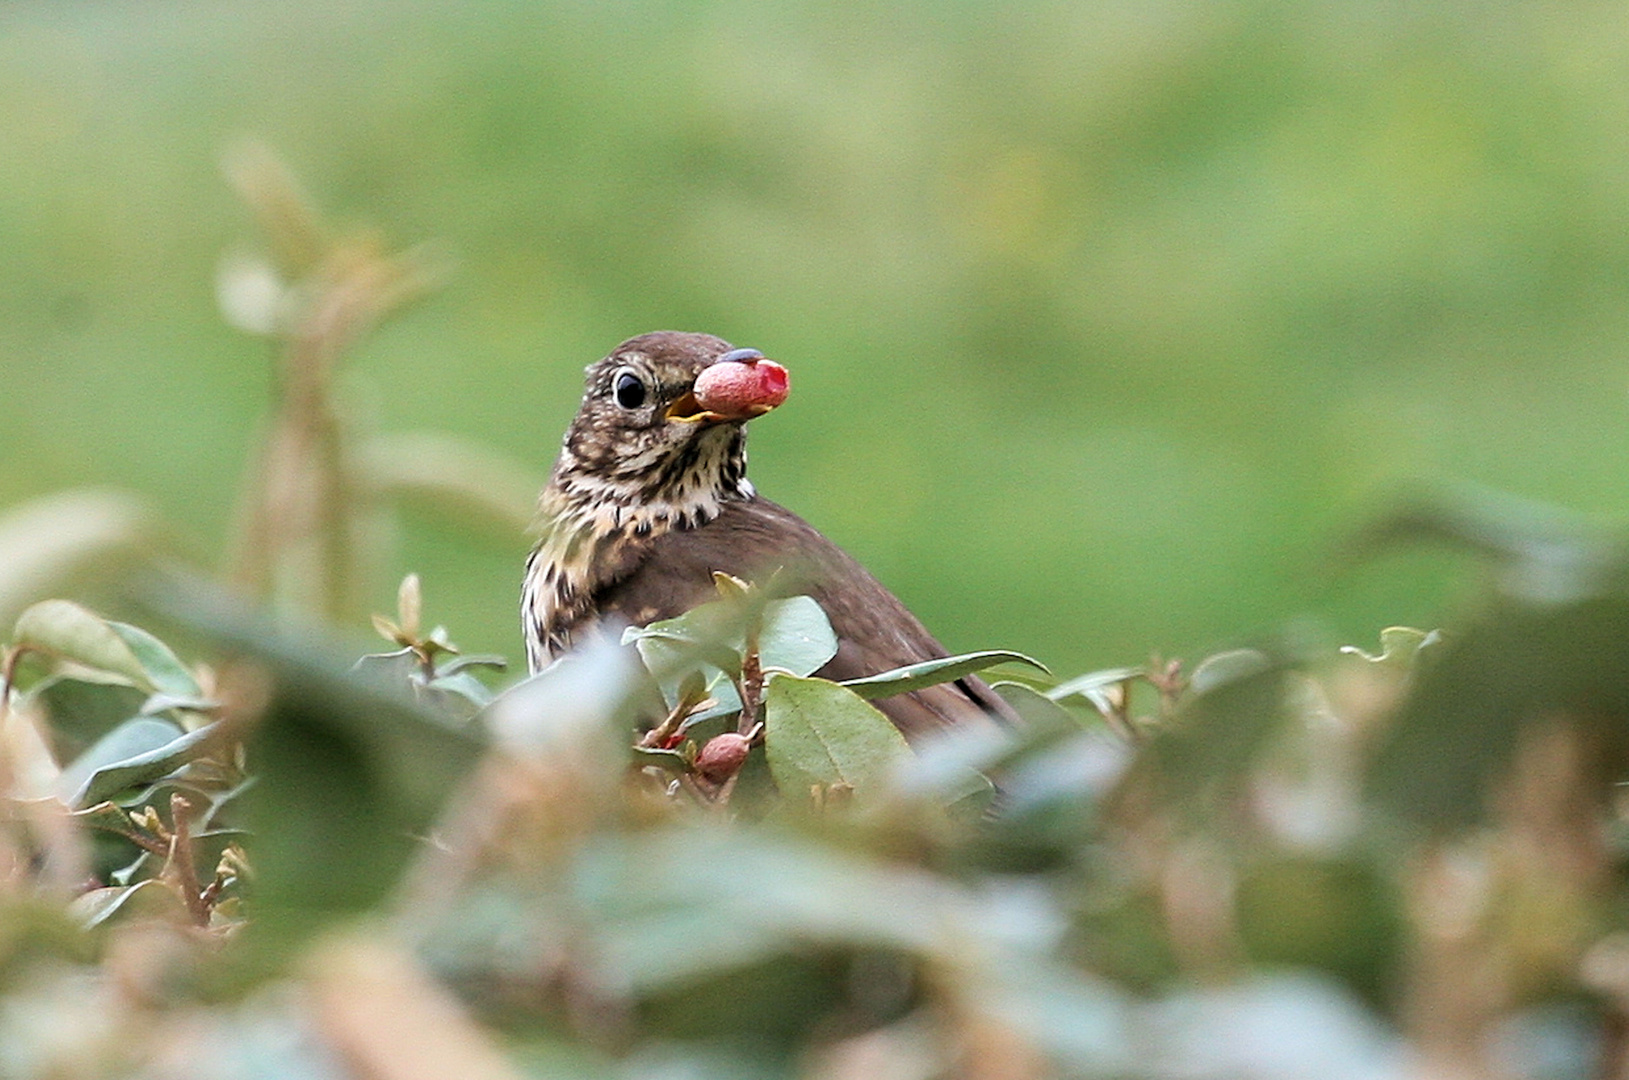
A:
596 497 1016 738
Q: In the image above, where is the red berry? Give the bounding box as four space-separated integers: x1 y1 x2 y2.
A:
693 358 790 417
695 732 753 782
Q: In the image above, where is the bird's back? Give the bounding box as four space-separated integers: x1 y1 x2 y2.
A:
596 496 1014 738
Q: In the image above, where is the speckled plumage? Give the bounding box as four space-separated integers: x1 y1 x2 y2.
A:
522 331 1012 737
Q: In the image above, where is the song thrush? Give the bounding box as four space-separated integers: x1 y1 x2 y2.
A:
522 331 1012 737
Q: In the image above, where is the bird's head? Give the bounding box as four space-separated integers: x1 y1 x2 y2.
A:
548 331 790 516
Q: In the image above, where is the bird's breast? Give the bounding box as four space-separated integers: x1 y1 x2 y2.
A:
522 487 747 672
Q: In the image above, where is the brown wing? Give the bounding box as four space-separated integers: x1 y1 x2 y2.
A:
595 497 1015 739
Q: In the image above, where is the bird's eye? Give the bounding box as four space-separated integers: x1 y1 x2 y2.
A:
613 370 647 410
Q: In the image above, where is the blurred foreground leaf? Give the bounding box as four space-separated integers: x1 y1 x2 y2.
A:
359 431 542 538
1351 483 1629 603
1135 656 1296 818
1367 593 1629 830
0 490 151 629
143 576 483 942
304 934 526 1080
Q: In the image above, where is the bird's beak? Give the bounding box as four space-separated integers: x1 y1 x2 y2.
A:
664 391 777 424
663 391 726 424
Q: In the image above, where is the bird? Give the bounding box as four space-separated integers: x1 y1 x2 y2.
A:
522 330 1013 738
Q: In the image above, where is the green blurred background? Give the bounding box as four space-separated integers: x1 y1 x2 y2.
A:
4 0 1628 677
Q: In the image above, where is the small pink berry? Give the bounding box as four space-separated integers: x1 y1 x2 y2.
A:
695 731 753 782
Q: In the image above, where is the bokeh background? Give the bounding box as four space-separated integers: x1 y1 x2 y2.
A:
5 0 1629 677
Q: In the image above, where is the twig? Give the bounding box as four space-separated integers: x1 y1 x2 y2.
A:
166 794 210 927
107 820 172 859
638 687 714 750
1149 656 1185 722
198 867 232 911
736 634 763 736
675 773 713 807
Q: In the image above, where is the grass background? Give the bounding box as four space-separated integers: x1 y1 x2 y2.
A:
4 0 1629 677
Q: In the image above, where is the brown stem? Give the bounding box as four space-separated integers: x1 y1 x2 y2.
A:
675 772 713 808
1150 657 1185 721
415 644 438 684
736 635 763 736
712 769 743 809
198 868 230 911
166 794 210 927
1096 680 1137 743
638 691 705 750
108 821 172 859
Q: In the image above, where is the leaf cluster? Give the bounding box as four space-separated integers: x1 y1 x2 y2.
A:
8 481 1629 1080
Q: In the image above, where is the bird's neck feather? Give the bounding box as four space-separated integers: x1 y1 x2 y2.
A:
542 423 752 539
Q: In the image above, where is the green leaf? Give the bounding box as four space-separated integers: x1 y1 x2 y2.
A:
625 594 838 715
425 670 494 709
625 630 736 698
68 879 187 929
1339 626 1442 669
82 725 219 809
623 601 748 673
625 595 837 676
755 596 839 676
1045 666 1143 712
437 653 508 677
59 717 222 808
763 673 909 798
107 620 201 698
139 691 217 716
992 681 1080 728
840 649 1047 700
631 744 691 774
58 718 181 800
352 646 420 683
12 599 152 689
673 678 743 730
1188 649 1271 694
34 676 151 752
72 800 140 835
